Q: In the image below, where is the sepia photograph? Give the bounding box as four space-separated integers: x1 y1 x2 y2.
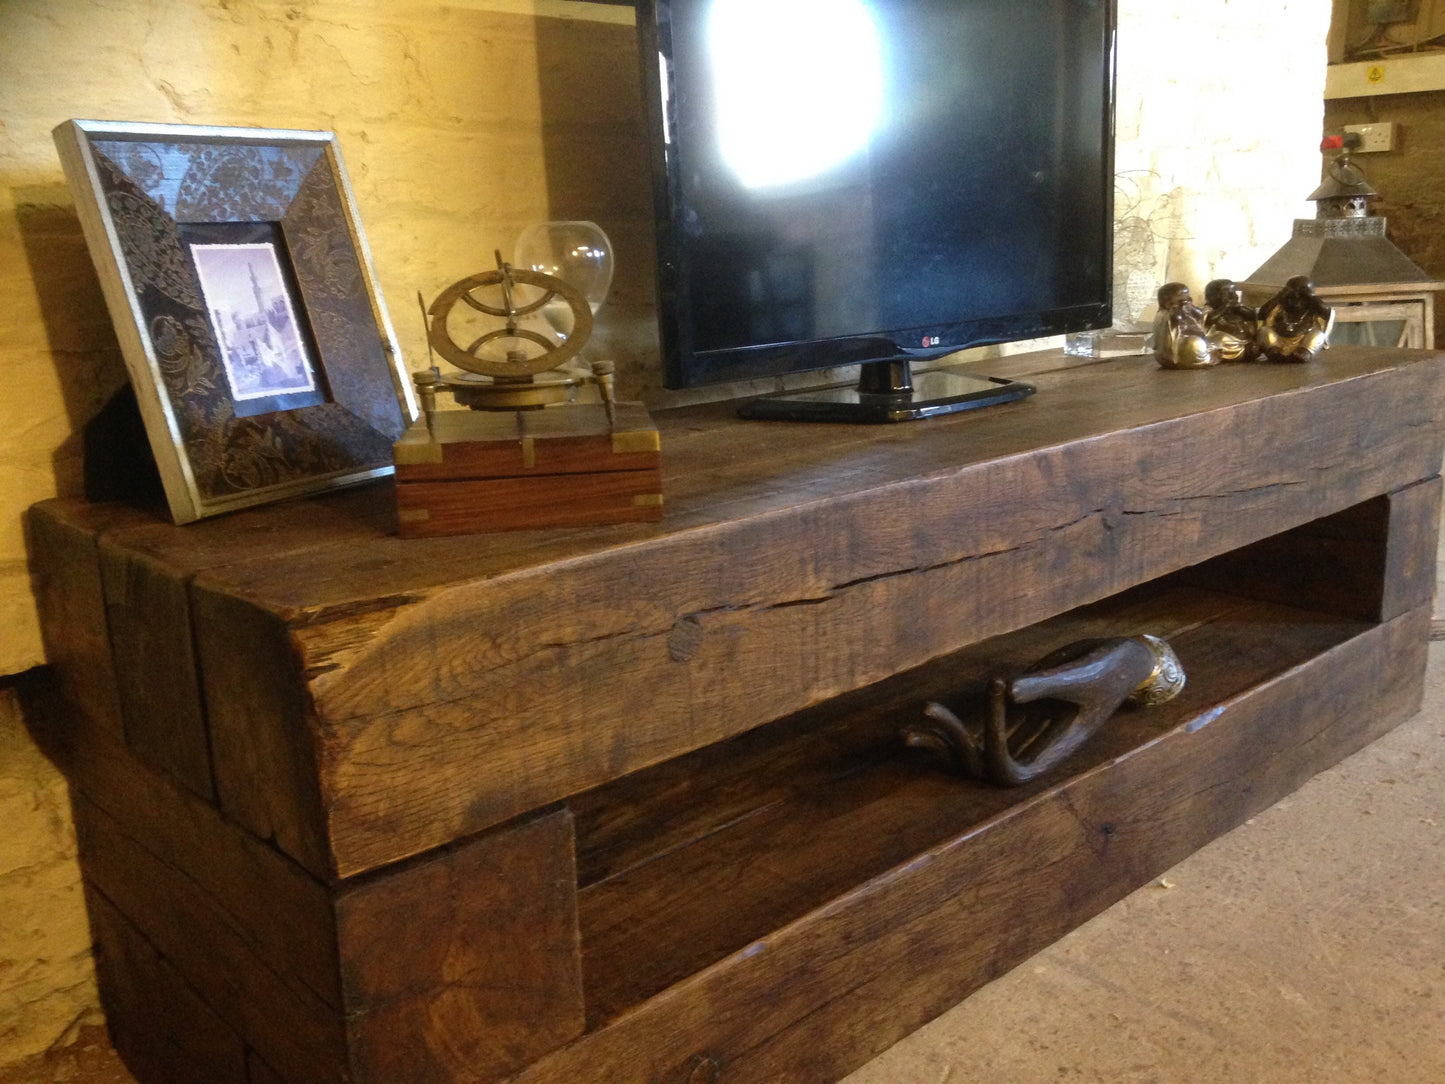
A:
189 241 319 402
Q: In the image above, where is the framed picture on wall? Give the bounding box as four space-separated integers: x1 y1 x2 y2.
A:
54 119 415 524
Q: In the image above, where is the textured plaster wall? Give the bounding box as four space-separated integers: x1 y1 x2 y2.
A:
1112 0 1332 325
0 0 1330 1067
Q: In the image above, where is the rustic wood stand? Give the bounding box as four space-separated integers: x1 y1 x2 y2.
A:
27 346 1445 1084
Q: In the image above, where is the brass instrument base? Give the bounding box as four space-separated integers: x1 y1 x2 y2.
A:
393 402 662 537
443 371 581 411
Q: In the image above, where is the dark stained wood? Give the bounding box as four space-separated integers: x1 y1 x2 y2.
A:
33 347 1445 878
246 1053 288 1084
25 488 405 816
24 500 151 735
72 793 350 1084
28 345 1444 1084
574 585 1373 1025
395 467 664 536
191 590 333 877
510 603 1430 1084
1177 480 1441 624
569 583 1271 888
58 348 1439 608
178 349 1445 609
1177 495 1390 620
336 808 585 1082
30 675 587 1084
73 778 590 1084
1380 475 1443 621
85 888 250 1084
97 539 212 798
24 679 344 1014
291 350 1445 874
744 633 1437 1084
28 678 344 1083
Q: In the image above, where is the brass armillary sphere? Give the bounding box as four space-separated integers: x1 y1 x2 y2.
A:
421 251 596 410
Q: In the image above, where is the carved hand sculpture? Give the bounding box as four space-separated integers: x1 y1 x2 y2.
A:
903 634 1184 786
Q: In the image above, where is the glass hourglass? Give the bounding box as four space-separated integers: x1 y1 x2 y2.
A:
513 220 615 343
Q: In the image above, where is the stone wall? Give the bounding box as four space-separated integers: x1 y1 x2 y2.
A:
1324 90 1445 318
0 685 99 1061
1322 0 1445 345
0 0 1332 1067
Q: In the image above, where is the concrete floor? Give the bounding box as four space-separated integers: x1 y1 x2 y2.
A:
5 652 1444 1084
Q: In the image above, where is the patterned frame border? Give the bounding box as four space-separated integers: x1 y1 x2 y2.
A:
54 119 414 524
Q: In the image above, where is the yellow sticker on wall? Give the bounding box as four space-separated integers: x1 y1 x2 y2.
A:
1367 65 1386 84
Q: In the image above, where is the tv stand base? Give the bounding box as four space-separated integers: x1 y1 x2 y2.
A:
738 360 1034 422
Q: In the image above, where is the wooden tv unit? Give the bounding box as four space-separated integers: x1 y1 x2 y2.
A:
27 345 1444 1083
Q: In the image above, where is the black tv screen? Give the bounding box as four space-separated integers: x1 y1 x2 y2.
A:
638 0 1116 397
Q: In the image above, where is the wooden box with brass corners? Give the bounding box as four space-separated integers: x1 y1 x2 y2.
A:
394 258 663 536
392 402 662 537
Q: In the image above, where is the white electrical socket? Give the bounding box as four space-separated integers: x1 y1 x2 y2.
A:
1343 122 1396 153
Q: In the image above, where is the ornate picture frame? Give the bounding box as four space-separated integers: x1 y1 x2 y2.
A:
54 119 414 523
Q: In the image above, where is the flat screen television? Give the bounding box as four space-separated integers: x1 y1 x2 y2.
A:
636 0 1117 421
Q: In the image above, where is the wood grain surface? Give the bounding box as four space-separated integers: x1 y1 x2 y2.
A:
509 603 1430 1083
25 499 153 737
25 346 1444 1083
570 585 1373 1024
97 539 212 797
28 347 1445 879
296 349 1445 875
336 808 585 1081
84 889 250 1084
27 678 584 1083
395 467 664 536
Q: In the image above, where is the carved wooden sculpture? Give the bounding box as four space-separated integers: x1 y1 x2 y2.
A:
904 635 1185 785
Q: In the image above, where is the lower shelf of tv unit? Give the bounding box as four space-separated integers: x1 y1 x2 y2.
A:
572 582 1393 1023
523 569 1429 1082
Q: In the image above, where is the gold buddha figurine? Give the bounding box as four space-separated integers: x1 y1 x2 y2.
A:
1152 282 1219 369
1256 275 1334 363
1203 278 1259 363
